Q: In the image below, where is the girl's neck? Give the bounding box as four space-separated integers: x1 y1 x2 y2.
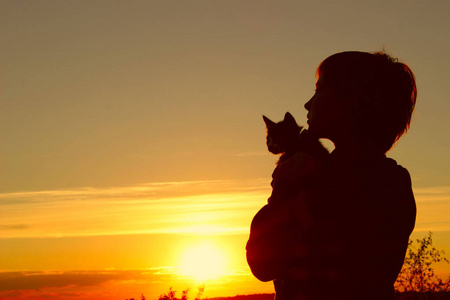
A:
332 135 384 159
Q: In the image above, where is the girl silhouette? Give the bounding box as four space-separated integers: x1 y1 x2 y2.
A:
247 51 417 300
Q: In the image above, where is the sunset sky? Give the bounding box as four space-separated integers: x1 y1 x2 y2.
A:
2 1 450 299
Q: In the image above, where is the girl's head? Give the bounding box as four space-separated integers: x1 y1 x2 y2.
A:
305 51 417 153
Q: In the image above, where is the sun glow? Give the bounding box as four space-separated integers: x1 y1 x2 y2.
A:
179 241 228 281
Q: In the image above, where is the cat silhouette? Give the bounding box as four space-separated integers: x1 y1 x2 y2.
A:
263 112 328 165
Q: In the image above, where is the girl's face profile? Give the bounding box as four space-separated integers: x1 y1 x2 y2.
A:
304 75 355 141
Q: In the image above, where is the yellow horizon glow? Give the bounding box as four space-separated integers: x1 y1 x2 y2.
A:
0 179 271 239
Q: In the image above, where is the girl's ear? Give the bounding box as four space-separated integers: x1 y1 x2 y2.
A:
263 115 275 129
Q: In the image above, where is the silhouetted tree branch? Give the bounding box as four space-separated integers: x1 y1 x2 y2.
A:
395 232 450 293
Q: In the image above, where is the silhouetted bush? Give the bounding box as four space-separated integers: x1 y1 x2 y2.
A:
395 232 450 293
125 293 145 300
158 285 205 300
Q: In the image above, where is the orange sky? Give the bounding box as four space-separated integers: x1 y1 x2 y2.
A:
1 1 450 299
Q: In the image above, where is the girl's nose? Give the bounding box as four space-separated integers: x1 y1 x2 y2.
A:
304 98 313 111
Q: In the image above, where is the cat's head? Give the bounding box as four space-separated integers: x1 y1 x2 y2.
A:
263 112 302 155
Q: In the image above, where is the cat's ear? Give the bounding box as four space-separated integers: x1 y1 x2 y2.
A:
284 112 297 125
263 115 275 129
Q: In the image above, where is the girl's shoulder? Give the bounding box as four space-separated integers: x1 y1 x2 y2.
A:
369 156 412 186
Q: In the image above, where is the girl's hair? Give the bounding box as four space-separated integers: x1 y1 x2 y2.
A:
316 51 417 153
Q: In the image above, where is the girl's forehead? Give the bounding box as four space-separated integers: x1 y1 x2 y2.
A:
315 77 322 86
315 75 327 88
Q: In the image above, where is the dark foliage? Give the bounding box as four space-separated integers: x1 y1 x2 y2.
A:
157 285 205 300
395 232 450 293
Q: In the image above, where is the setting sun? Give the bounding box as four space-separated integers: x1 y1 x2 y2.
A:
3 1 450 299
179 241 228 281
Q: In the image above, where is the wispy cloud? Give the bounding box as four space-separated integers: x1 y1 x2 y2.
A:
2 180 448 238
414 186 450 201
0 269 174 300
0 268 268 300
413 186 450 232
0 270 135 291
0 224 29 230
235 152 269 157
0 179 271 238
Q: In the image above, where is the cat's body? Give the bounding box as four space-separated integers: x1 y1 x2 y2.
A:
252 112 329 297
263 112 329 207
263 112 329 166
